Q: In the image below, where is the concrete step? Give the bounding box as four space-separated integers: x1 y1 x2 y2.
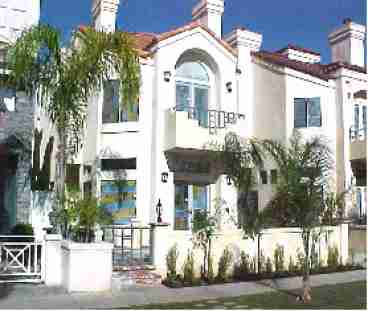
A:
112 270 162 289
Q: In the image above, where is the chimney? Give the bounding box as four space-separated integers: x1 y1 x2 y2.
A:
328 19 366 68
91 0 120 32
225 28 263 56
192 0 224 38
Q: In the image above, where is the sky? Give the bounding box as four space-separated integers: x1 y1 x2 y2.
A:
41 0 366 64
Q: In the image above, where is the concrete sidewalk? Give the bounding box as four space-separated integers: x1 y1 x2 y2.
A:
0 270 365 309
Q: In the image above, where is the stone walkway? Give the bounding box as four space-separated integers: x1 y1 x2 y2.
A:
0 270 365 309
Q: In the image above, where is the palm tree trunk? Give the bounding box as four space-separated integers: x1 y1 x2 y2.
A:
302 230 312 302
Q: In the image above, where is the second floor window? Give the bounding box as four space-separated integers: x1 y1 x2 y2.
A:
102 80 139 123
175 62 210 127
294 97 321 128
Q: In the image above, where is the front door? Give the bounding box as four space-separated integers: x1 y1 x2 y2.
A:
174 184 208 230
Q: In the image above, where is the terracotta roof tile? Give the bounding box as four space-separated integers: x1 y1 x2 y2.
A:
354 90 367 99
252 50 330 81
323 61 366 74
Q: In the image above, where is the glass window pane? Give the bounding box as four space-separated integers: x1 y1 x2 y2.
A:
308 97 321 127
100 180 136 225
102 80 119 123
270 169 278 184
260 170 268 184
363 106 366 136
354 104 360 130
192 185 207 211
176 83 191 111
294 98 307 128
194 86 208 127
174 184 189 230
176 62 209 82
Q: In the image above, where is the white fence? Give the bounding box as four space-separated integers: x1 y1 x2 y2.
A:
0 235 43 283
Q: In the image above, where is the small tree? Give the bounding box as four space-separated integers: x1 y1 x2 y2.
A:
261 131 333 302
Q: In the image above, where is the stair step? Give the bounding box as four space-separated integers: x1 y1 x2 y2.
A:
112 270 162 288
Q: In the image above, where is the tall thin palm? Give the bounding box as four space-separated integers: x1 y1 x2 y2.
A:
3 24 140 216
261 130 333 301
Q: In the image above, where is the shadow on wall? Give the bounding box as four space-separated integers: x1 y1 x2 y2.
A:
0 283 13 301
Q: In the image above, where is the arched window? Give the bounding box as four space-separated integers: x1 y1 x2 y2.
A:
175 62 210 127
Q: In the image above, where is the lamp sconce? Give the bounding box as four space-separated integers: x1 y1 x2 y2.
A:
49 182 55 191
163 71 172 82
161 172 168 183
226 82 232 93
226 175 232 186
235 68 242 75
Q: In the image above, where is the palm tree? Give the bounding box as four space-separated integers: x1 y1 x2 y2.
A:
3 24 140 229
261 130 333 302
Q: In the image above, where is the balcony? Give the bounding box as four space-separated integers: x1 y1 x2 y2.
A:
164 106 246 152
349 127 367 160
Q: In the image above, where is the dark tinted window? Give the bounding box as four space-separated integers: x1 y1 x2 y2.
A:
101 158 136 170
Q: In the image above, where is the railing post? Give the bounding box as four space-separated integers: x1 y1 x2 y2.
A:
44 234 62 286
149 223 170 275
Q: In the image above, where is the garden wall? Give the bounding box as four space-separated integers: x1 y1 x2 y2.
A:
154 223 349 277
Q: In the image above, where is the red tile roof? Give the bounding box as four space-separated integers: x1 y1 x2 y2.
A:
252 50 330 81
277 44 321 56
252 49 366 81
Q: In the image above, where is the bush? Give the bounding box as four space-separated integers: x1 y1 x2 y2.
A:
183 250 195 284
11 223 34 235
207 256 215 284
274 244 285 272
288 256 298 273
217 247 233 282
296 248 306 273
250 256 257 273
259 250 266 273
166 244 179 281
265 257 273 274
327 245 339 268
239 251 251 274
310 242 320 271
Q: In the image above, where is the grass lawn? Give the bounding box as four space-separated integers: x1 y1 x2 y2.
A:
128 281 366 309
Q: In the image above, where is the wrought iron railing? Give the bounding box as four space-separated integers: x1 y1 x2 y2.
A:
350 126 367 141
173 105 245 134
102 225 153 268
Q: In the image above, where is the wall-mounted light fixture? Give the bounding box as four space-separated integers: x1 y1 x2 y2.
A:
226 82 232 93
161 172 168 183
226 175 232 185
156 199 163 223
163 71 172 82
235 68 242 75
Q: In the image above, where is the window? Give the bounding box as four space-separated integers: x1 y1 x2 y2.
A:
66 164 80 189
237 191 258 229
101 158 136 170
270 169 278 184
354 104 360 130
175 62 210 127
100 180 136 224
294 97 321 128
260 170 268 184
0 88 16 112
102 80 139 123
174 184 208 230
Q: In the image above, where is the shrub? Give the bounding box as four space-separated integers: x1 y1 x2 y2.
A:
296 248 306 273
265 257 273 274
274 244 285 272
217 247 233 282
166 244 179 281
11 223 34 235
310 242 320 271
183 250 195 284
327 245 339 268
288 256 298 273
250 256 257 273
207 256 215 284
239 251 251 274
259 250 266 273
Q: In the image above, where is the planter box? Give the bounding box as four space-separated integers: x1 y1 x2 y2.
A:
61 240 113 292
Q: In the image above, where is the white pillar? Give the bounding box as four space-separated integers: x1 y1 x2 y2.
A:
339 222 349 264
44 234 62 286
150 223 170 276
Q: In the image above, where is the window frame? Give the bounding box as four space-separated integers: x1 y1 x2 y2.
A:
294 97 322 128
102 79 139 124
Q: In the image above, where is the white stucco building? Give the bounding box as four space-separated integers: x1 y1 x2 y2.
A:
0 0 365 278
73 0 367 234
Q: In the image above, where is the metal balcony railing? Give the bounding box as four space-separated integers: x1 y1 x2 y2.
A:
173 105 245 134
350 126 367 141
